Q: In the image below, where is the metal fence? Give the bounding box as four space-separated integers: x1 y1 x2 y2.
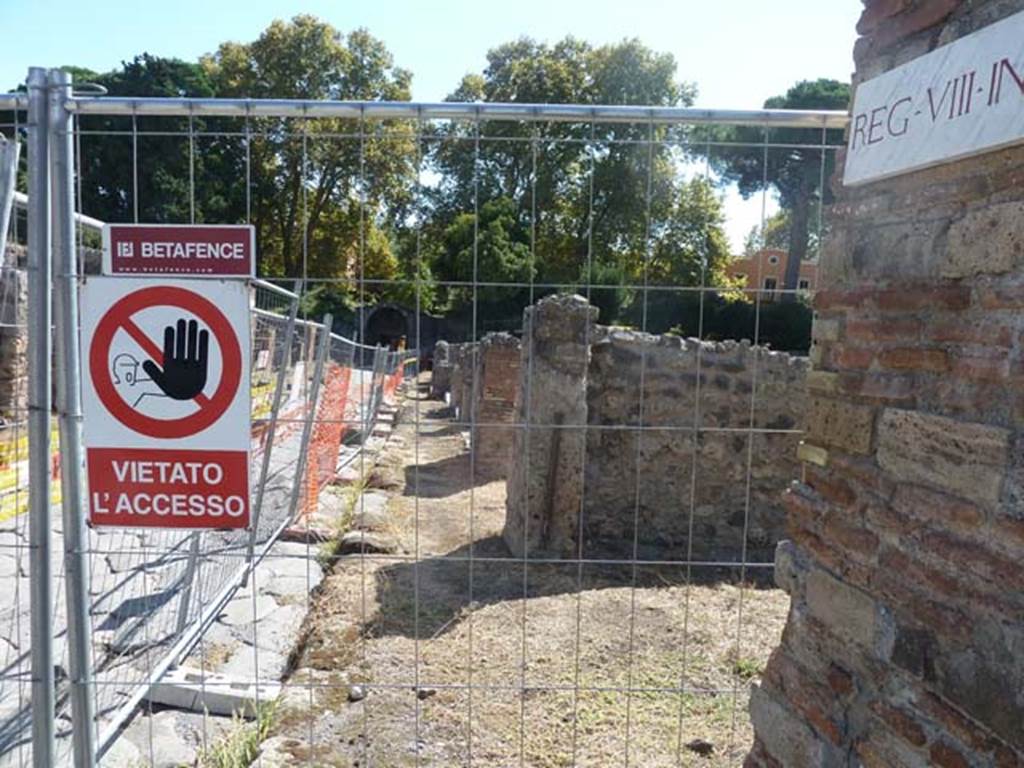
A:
0 67 847 767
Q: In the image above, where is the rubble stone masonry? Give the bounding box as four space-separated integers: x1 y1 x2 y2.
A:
747 1 1024 766
502 295 808 562
582 330 806 562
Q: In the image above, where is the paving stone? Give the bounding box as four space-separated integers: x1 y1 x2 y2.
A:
218 594 280 627
0 554 20 579
97 732 144 768
351 492 390 530
220 647 289 682
119 709 203 768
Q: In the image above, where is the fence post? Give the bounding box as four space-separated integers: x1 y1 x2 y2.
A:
26 66 55 768
174 533 201 634
246 280 303 572
48 67 97 768
285 314 332 524
0 136 19 263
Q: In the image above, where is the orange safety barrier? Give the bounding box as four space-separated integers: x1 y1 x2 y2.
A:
382 365 403 405
302 364 352 517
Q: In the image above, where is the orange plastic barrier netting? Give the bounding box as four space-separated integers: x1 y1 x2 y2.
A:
302 364 352 518
382 366 403 405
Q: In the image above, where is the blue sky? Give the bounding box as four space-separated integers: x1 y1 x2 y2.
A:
0 0 861 248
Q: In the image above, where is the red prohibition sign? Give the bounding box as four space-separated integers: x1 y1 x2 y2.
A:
90 285 242 439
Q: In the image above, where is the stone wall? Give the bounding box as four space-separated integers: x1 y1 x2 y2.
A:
583 330 807 562
0 244 100 422
447 341 477 420
471 333 521 476
503 295 595 556
502 294 808 562
747 2 1024 766
430 340 451 400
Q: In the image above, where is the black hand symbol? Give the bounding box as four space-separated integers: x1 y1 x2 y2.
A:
142 318 210 401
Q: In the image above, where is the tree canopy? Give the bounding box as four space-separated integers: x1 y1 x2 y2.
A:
0 18 845 345
700 78 849 297
201 17 415 282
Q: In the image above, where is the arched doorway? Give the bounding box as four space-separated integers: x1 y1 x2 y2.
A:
365 306 408 348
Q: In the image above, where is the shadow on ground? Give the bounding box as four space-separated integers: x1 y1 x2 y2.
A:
370 535 776 640
401 451 506 498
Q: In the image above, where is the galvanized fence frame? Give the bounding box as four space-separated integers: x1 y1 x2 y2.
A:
0 73 848 768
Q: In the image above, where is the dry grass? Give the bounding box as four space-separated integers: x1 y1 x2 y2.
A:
199 700 278 768
270 381 790 766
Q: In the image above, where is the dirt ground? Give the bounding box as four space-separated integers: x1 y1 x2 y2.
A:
267 377 790 767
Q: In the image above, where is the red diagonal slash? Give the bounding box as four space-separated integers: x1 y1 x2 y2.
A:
121 317 212 408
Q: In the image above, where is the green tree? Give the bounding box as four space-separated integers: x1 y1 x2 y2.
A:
426 37 695 308
70 55 219 224
435 196 535 320
706 78 849 298
649 177 732 287
202 16 416 278
742 204 828 260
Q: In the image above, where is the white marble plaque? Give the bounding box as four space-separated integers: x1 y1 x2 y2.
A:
844 10 1024 185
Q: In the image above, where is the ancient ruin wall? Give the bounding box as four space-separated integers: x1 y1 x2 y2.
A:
583 331 807 562
430 340 451 400
503 295 808 561
748 2 1024 766
446 341 477 420
434 335 523 477
471 333 521 476
503 295 595 557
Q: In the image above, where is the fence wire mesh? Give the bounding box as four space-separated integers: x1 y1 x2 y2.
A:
0 85 846 767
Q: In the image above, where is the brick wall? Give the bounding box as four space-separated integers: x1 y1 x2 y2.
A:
471 333 521 477
434 334 523 477
747 2 1024 766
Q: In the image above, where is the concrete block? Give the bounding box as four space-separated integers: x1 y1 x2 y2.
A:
797 441 830 468
806 370 840 395
145 666 280 717
812 316 841 343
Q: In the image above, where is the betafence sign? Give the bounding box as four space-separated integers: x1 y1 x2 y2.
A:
81 278 251 529
844 9 1024 185
102 223 255 277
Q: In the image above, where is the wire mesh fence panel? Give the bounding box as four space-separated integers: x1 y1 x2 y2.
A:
0 99 35 768
0 85 849 767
